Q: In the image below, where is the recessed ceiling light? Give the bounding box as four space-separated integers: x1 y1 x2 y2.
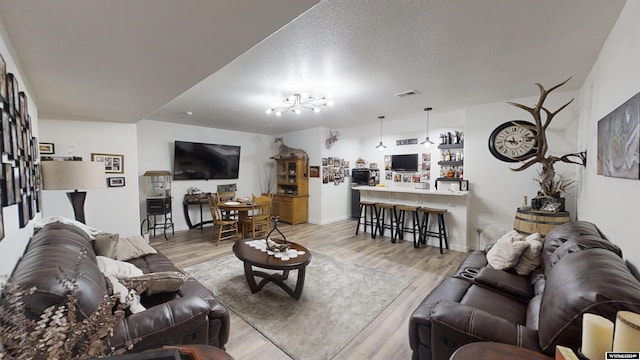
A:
185 111 193 116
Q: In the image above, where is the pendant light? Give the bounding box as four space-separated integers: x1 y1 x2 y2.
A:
375 115 387 151
420 107 435 148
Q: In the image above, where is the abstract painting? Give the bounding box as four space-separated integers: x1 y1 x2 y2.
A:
597 91 640 179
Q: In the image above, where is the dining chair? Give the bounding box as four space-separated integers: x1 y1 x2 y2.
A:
216 184 237 200
208 196 239 245
241 194 272 239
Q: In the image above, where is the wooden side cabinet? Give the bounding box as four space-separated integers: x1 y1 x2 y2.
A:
273 157 308 224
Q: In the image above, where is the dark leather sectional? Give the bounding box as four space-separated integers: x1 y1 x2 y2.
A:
409 221 640 360
7 222 230 353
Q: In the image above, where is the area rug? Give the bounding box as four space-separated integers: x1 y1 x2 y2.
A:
184 251 410 360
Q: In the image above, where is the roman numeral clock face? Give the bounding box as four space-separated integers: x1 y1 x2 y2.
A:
488 120 538 162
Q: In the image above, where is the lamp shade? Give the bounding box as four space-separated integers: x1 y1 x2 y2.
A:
41 161 106 190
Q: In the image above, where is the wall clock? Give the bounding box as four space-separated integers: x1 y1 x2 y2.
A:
488 120 538 162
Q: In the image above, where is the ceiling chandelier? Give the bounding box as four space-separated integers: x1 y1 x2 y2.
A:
420 107 435 148
266 93 334 116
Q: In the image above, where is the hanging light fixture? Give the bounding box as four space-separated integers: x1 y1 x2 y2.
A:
266 93 334 116
420 107 435 148
375 115 387 151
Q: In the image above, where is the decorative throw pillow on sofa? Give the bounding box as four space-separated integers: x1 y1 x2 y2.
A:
93 232 119 258
97 256 144 279
514 233 543 276
121 271 189 295
114 235 157 261
486 230 530 270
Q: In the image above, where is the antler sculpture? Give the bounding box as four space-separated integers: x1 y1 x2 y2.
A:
508 77 586 198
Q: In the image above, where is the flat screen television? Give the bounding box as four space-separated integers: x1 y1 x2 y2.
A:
173 140 241 180
391 153 418 172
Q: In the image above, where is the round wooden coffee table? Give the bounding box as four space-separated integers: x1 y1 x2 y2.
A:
232 240 312 300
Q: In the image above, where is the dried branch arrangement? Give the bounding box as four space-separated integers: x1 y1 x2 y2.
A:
0 250 135 359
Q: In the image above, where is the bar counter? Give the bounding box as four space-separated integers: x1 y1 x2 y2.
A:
353 186 470 252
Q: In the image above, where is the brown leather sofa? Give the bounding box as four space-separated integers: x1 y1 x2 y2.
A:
8 222 230 352
409 221 640 360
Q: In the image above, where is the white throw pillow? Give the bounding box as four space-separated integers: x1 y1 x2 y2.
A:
486 230 530 270
514 233 544 276
97 256 144 279
114 235 157 261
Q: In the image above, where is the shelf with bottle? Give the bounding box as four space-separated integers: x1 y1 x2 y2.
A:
439 165 463 180
439 148 464 163
437 143 464 150
438 160 464 166
438 130 464 147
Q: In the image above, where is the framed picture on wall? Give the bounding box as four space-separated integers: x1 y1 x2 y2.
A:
597 90 640 179
92 153 124 173
107 177 125 187
309 166 320 178
39 142 55 155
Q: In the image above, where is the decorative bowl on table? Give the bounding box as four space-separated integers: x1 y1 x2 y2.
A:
236 197 251 203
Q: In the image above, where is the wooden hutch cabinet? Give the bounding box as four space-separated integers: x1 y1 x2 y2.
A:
272 157 308 224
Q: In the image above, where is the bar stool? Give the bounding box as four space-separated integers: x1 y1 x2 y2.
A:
375 203 397 240
356 200 378 238
418 207 449 253
395 204 420 244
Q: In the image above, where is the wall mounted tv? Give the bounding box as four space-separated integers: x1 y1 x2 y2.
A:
173 140 241 180
391 153 419 172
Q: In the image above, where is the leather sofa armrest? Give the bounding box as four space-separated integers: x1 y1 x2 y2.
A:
430 300 541 360
474 267 532 303
111 295 212 351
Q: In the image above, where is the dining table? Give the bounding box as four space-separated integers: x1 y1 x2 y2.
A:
218 198 255 237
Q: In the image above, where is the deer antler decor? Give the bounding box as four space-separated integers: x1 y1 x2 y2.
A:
507 78 586 199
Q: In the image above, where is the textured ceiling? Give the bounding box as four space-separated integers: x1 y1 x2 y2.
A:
0 0 626 135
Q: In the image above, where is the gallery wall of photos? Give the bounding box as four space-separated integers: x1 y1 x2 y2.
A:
321 157 350 185
0 53 41 241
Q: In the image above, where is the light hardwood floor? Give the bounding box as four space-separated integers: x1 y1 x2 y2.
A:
151 219 467 360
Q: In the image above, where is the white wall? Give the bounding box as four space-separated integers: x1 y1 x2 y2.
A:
576 0 640 265
39 119 141 236
0 22 40 282
136 120 275 232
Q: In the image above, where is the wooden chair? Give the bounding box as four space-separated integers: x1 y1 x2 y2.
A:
216 184 237 201
241 195 272 239
208 197 239 245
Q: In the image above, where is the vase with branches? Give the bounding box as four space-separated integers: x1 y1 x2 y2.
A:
258 161 275 194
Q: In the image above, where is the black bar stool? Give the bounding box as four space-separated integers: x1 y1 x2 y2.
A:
375 203 397 240
418 207 449 253
395 204 420 244
356 200 378 238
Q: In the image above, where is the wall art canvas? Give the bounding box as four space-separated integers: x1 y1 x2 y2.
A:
597 91 640 179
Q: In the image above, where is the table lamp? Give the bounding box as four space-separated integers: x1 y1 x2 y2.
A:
41 161 106 224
